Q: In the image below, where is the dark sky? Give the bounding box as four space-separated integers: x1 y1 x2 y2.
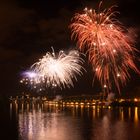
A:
0 0 140 96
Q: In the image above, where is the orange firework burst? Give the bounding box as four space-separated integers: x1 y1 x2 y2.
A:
70 1 140 93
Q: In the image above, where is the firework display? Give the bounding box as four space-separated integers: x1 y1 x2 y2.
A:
20 71 43 91
70 2 139 93
21 48 84 90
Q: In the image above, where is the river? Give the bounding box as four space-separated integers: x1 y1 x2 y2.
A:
1 102 140 140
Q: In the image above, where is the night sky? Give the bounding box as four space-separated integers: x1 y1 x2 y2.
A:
0 0 140 96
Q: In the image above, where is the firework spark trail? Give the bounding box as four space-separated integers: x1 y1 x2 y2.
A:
70 1 139 93
21 48 85 90
20 71 44 91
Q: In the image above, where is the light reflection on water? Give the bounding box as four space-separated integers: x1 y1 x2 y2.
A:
10 103 140 140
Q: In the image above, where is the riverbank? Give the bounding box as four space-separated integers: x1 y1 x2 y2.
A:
9 95 140 107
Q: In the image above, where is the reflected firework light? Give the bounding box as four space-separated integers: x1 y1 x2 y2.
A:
21 47 85 91
70 1 140 93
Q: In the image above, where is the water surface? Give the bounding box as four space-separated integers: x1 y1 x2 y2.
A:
4 102 140 140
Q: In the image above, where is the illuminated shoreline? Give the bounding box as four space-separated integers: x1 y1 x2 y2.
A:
9 95 140 107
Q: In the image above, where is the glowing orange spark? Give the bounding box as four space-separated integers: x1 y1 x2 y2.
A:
70 1 140 93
